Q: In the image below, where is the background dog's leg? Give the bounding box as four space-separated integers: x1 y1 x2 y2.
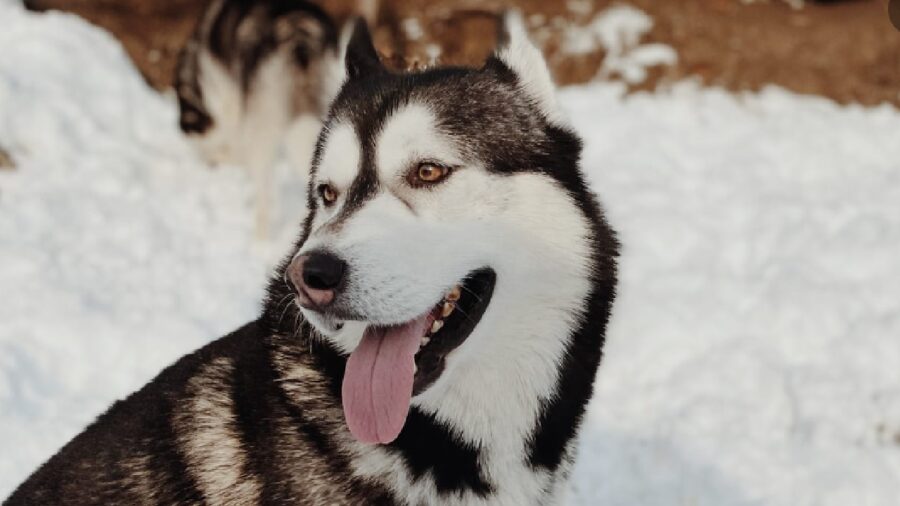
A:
253 164 273 240
239 52 297 240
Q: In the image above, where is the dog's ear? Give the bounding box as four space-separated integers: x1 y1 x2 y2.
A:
487 11 564 124
319 18 382 108
344 18 383 80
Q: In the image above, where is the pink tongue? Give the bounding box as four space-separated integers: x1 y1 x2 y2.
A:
341 314 431 444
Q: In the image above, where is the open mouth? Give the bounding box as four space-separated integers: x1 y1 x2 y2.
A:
340 268 496 444
411 268 496 396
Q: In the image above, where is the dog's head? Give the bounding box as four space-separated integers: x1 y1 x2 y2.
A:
283 14 599 444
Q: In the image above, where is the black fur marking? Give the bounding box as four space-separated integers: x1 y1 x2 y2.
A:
527 268 616 471
390 410 494 497
143 401 208 505
332 157 380 226
231 337 294 502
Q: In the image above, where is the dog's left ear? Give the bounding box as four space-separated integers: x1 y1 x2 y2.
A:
321 18 383 108
344 18 383 80
487 11 565 124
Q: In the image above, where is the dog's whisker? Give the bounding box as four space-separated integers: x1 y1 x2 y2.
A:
275 293 296 328
459 284 485 304
292 311 303 337
448 304 479 327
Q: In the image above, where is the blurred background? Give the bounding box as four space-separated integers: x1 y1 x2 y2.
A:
1 0 899 504
19 0 900 105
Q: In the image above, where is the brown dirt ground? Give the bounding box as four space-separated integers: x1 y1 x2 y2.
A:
23 0 900 107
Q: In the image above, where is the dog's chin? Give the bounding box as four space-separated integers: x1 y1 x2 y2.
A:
299 268 497 396
300 309 345 337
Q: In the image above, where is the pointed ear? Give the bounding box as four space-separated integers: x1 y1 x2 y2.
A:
344 18 383 80
490 11 565 124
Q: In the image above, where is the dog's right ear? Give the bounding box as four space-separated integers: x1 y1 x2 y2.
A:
487 11 565 125
344 18 383 80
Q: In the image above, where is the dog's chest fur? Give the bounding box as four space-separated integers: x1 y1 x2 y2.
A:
267 327 575 506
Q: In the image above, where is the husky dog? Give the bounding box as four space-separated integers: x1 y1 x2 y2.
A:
7 13 618 506
175 0 350 237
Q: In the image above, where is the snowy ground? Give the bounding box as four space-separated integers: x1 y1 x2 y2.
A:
2 3 900 504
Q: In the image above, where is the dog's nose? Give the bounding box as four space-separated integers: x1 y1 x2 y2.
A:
287 252 346 308
302 252 346 290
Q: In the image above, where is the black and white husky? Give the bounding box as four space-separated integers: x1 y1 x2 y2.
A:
175 0 353 237
7 13 618 506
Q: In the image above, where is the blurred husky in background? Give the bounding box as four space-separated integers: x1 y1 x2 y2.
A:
175 0 376 238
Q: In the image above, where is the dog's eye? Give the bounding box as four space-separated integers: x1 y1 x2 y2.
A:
410 163 451 187
318 183 338 206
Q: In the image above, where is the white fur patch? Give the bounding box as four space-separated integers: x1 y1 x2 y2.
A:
173 358 262 504
375 103 464 183
317 121 362 191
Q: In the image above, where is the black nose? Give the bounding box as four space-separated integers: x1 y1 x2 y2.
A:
302 251 346 290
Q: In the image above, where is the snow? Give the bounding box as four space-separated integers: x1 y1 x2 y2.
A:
2 2 900 504
401 17 424 41
564 82 900 505
561 4 676 84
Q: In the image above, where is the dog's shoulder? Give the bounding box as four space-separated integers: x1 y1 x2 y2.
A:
5 323 264 504
7 322 395 505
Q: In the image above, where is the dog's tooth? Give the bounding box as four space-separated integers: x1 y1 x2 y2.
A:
446 286 461 302
430 319 444 334
421 336 430 347
441 301 455 318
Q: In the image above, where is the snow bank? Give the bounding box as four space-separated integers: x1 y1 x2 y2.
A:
563 83 900 504
2 3 900 504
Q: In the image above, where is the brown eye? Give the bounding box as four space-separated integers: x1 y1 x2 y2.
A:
318 183 338 206
412 163 451 186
